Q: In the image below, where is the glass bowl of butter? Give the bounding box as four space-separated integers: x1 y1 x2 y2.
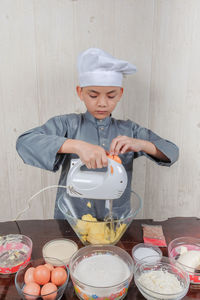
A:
168 236 200 284
134 256 190 300
58 189 142 245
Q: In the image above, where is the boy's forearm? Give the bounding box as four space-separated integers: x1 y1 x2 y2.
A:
58 138 169 162
58 139 80 154
58 139 108 169
141 140 169 162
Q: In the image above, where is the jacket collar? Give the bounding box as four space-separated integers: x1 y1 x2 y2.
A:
84 111 111 126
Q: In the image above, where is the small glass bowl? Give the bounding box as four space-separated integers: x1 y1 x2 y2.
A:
0 234 32 274
134 256 190 300
15 257 69 300
42 238 78 266
69 245 134 300
168 236 200 284
132 243 162 270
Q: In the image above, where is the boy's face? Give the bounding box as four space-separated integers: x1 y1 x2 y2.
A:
76 86 123 119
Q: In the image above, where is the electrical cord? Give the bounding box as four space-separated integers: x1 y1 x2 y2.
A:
14 221 22 234
13 185 67 221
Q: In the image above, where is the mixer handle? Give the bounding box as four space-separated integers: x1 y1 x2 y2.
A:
69 156 118 176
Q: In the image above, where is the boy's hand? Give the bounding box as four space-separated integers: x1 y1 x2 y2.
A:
58 139 108 168
109 136 144 155
109 135 169 161
76 141 108 169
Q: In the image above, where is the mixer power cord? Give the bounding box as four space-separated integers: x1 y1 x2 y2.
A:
13 185 68 221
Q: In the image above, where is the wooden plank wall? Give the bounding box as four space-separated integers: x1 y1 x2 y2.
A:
145 0 200 220
0 0 199 222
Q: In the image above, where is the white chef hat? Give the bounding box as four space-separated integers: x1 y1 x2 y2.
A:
77 48 136 87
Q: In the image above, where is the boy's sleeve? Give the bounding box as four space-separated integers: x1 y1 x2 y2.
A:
16 116 68 171
132 122 179 166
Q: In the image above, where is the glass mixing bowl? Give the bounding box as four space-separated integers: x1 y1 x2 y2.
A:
58 189 142 245
168 236 200 284
15 257 69 300
69 245 134 300
134 256 190 300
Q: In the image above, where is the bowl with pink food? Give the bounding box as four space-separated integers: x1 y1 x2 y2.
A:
0 234 32 274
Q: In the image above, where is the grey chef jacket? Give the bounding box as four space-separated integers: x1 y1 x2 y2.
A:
16 111 179 220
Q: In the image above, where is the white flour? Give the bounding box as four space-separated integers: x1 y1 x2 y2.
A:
74 254 130 287
134 247 160 261
138 270 183 295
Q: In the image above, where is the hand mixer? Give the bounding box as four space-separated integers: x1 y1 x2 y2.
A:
66 155 128 223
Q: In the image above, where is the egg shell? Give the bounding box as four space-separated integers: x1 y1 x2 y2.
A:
41 282 57 300
23 282 40 300
24 267 35 284
107 154 121 164
34 265 51 285
51 267 67 286
44 263 54 272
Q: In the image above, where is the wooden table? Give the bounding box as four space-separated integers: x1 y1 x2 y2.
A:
1 217 200 299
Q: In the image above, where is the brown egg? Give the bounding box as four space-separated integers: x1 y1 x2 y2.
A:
34 265 50 285
23 282 40 300
41 282 57 300
51 267 67 286
44 263 54 272
24 267 35 284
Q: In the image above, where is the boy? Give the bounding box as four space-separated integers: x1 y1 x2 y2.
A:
16 48 179 219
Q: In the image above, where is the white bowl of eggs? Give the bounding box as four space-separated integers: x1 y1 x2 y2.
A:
15 257 69 300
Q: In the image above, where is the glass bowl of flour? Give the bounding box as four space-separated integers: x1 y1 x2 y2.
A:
69 245 134 300
134 256 190 300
